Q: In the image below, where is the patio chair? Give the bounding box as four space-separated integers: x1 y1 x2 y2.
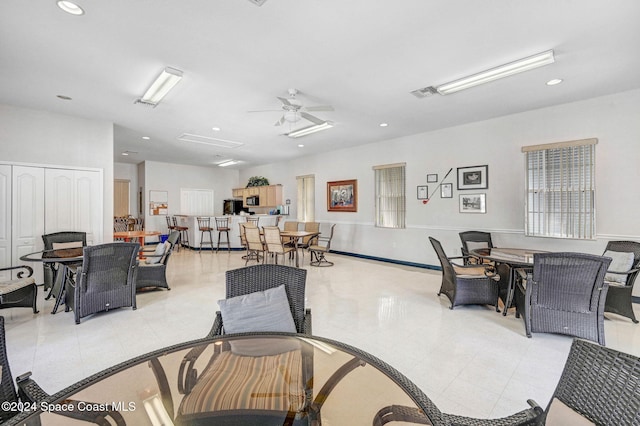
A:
601 240 640 323
263 226 295 265
136 231 179 291
65 242 139 324
244 225 265 265
41 231 87 294
459 230 493 265
514 252 611 345
429 237 500 310
309 223 336 267
0 266 38 314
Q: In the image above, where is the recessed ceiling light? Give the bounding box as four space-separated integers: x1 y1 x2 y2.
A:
546 78 563 86
298 144 304 148
57 1 84 15
56 95 72 100
379 123 388 127
212 127 221 131
142 136 150 140
121 152 129 156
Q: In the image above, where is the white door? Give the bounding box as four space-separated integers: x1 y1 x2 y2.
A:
12 166 45 282
0 165 11 280
45 168 103 245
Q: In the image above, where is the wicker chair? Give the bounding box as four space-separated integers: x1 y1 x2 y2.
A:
64 242 139 324
459 231 494 265
309 223 336 267
429 237 500 310
602 240 640 323
136 231 179 291
0 266 38 314
531 338 640 425
41 231 87 295
514 252 611 345
263 226 295 265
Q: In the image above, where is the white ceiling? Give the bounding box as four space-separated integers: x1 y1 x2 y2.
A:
2 1 640 169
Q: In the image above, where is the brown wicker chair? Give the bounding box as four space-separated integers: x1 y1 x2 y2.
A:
64 242 139 324
0 266 38 314
601 240 640 323
514 252 611 345
429 237 500 310
459 230 494 265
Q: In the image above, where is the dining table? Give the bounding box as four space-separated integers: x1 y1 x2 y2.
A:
114 230 162 259
6 332 441 426
280 230 320 267
20 247 84 314
470 247 549 315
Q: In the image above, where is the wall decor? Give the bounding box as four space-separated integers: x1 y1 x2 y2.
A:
327 179 357 212
149 190 168 215
417 185 429 200
427 174 438 183
457 165 488 190
459 193 486 213
440 183 453 198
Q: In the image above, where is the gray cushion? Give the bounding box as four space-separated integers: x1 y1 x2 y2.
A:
145 242 167 265
604 250 635 283
546 397 595 425
218 285 296 334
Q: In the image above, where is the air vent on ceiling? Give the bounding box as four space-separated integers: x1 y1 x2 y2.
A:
177 133 244 149
247 0 267 6
410 86 438 98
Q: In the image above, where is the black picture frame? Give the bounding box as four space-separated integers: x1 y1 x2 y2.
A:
417 185 428 200
427 174 438 183
440 183 453 198
459 193 486 213
457 165 488 190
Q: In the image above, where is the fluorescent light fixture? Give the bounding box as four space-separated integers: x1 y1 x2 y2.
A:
137 67 183 106
436 50 555 95
57 1 84 15
218 160 240 167
546 78 563 86
143 394 174 426
286 121 333 138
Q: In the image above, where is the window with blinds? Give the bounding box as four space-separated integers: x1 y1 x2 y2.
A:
374 163 406 228
523 138 597 239
296 175 315 222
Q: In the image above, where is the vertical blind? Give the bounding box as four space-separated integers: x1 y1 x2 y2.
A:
296 175 315 222
374 163 406 228
180 188 214 216
523 139 597 239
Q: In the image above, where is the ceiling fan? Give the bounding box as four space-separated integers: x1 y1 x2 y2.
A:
249 88 334 127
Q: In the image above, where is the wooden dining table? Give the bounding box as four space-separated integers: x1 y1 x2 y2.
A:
280 230 320 267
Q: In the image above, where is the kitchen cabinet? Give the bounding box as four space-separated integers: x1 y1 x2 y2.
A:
233 184 283 208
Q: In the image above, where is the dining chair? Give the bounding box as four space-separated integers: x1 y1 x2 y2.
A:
65 242 139 324
429 237 500 310
459 231 493 265
197 217 215 252
601 240 640 323
244 225 265 265
263 226 295 265
514 252 611 345
309 224 336 267
299 221 320 255
41 231 87 300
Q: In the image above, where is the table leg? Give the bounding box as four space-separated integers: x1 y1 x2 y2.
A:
51 264 70 314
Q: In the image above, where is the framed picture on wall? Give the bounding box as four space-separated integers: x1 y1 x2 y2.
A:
417 185 428 200
327 179 357 212
440 183 453 198
457 165 488 190
427 174 438 183
459 193 486 213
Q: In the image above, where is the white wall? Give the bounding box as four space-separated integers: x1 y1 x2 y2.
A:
140 161 240 238
0 104 114 242
114 162 139 216
240 89 640 268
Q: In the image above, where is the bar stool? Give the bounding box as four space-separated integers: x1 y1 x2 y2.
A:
172 216 190 251
197 217 215 252
215 217 231 252
246 216 260 227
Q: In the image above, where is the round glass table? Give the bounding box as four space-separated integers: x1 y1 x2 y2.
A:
7 333 442 426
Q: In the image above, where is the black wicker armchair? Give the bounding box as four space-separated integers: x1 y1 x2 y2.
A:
0 265 38 313
514 252 611 345
64 242 139 324
459 231 494 265
602 240 640 323
430 237 500 311
41 231 86 296
136 230 179 291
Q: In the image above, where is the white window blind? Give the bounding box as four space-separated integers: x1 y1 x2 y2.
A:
296 175 315 222
180 188 214 216
374 163 406 228
523 138 597 239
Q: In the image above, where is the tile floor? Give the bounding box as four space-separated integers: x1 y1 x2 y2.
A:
3 248 640 420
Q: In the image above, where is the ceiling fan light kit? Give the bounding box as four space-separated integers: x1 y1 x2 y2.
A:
136 67 183 107
436 50 555 95
287 122 333 138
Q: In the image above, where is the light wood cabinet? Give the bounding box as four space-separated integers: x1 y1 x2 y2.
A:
233 184 283 208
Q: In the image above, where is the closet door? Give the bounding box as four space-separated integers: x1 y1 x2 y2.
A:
12 166 45 281
45 168 103 245
0 165 11 279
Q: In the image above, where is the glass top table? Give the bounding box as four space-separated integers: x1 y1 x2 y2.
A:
7 333 440 426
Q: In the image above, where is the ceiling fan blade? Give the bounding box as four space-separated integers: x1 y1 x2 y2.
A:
277 97 293 107
305 105 334 112
274 116 286 126
300 112 325 125
248 109 282 113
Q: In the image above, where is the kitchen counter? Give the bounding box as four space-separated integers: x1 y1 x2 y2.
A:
175 215 280 249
